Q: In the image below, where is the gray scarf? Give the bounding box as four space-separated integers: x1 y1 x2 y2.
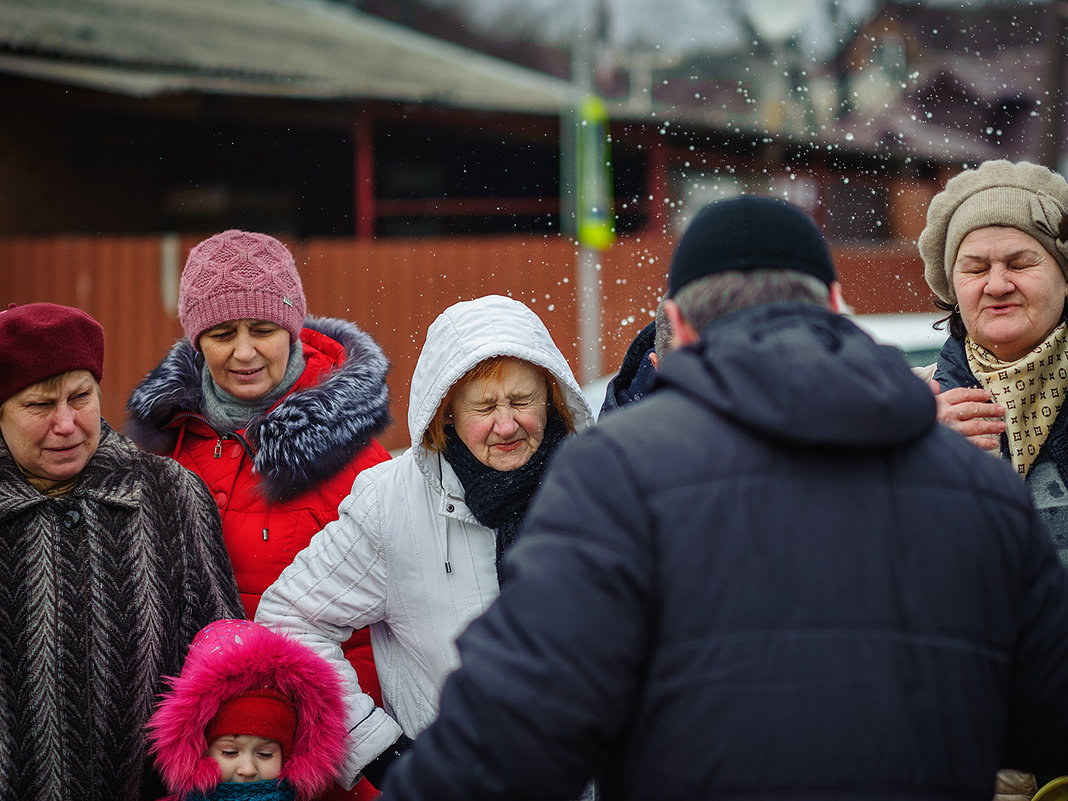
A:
200 340 305 431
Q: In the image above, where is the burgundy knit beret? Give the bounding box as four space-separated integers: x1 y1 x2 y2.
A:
0 302 104 405
178 230 307 350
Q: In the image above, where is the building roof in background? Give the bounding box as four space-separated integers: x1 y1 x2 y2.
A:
0 0 574 112
829 0 1056 165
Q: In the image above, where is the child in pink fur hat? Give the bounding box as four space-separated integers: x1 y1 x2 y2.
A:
146 619 349 801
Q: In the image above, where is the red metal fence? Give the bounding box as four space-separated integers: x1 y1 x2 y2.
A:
0 234 929 451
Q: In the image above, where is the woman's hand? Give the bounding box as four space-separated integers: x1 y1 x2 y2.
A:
928 381 1006 452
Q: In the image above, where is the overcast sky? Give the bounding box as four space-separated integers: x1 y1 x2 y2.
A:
423 0 881 58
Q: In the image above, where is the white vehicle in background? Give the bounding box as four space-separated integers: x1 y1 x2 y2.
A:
582 312 947 419
581 373 614 419
849 312 946 369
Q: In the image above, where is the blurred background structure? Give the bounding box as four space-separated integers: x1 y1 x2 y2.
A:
2 0 1066 447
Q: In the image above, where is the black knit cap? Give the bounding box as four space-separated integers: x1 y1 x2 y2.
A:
668 195 837 297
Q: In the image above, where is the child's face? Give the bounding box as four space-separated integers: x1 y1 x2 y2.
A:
208 735 283 783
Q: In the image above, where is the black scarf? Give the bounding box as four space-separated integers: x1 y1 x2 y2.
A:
443 409 568 585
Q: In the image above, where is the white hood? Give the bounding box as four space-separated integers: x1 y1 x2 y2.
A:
407 295 594 473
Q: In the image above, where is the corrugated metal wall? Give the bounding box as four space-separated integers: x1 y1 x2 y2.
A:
0 234 928 451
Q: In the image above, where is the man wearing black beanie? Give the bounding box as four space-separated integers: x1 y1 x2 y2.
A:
380 196 1068 801
667 194 837 295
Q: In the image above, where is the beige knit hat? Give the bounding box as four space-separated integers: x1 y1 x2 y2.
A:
918 160 1068 304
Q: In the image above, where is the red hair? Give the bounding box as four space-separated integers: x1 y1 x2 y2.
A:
423 356 574 452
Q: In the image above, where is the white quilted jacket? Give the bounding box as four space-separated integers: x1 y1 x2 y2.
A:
256 295 594 787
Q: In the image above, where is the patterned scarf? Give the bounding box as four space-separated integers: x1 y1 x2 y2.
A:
186 779 296 801
965 322 1068 477
200 340 305 431
443 409 568 585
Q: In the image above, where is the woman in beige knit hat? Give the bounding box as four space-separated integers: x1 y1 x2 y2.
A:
920 160 1068 543
920 158 1068 801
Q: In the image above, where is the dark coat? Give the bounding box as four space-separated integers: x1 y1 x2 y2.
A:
934 334 1068 558
599 320 657 418
0 422 243 801
381 303 1068 801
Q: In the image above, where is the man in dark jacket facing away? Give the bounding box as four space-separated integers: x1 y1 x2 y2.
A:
380 196 1068 801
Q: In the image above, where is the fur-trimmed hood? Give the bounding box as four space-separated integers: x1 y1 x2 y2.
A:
125 316 390 502
146 620 348 801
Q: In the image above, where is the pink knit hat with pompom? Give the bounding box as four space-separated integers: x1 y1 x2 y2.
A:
178 230 306 349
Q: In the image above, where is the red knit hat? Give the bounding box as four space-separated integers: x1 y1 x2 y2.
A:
0 302 104 405
178 230 307 349
204 687 298 761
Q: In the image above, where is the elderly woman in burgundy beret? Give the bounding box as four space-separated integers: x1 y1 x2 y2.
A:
0 302 242 801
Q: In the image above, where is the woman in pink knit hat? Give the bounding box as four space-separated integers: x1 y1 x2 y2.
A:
126 230 391 800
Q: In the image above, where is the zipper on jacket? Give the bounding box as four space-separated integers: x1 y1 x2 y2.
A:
444 522 452 574
438 451 453 574
171 412 258 463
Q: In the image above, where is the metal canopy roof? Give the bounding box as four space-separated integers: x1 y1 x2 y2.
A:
0 0 575 112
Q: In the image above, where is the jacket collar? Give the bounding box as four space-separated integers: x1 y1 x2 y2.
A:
932 335 981 390
0 422 143 523
125 316 390 502
601 320 657 417
654 303 937 450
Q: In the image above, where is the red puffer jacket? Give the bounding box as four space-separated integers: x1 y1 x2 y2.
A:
127 316 391 800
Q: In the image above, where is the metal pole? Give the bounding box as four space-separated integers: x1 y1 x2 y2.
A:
573 0 602 384
577 244 602 384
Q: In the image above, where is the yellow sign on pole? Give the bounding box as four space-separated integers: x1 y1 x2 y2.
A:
576 94 615 251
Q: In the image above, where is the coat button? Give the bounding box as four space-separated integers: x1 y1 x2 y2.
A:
62 509 81 529
446 504 455 513
214 492 227 508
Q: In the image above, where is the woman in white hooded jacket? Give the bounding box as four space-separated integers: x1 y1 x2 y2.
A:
256 295 594 792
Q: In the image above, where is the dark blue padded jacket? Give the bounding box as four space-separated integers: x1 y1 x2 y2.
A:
384 303 1068 801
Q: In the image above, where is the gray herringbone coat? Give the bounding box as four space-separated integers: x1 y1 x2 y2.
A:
0 421 243 801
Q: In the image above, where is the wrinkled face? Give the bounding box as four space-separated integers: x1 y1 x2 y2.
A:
208 735 283 783
199 319 292 401
953 226 1068 362
451 358 549 472
0 370 101 487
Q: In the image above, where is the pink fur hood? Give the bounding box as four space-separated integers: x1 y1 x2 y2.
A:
146 620 349 801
